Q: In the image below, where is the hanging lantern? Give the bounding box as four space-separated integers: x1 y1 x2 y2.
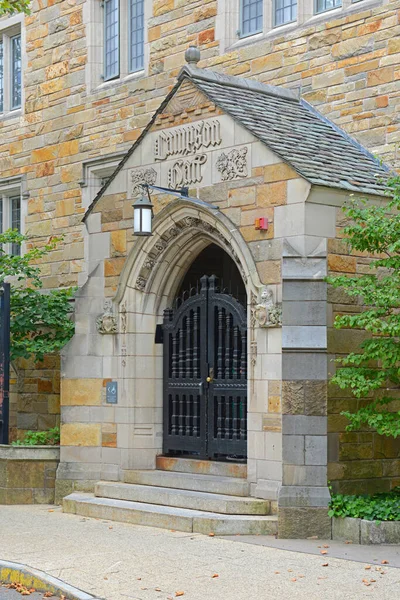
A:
133 192 153 236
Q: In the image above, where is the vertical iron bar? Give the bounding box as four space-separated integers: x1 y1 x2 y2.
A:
0 283 10 445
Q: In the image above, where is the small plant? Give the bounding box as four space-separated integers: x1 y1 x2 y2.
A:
329 488 400 522
12 426 60 446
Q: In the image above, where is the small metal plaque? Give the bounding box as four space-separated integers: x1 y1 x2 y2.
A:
106 381 118 404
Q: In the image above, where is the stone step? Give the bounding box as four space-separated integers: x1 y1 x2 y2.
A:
63 493 278 535
95 481 269 515
156 456 247 479
123 469 249 497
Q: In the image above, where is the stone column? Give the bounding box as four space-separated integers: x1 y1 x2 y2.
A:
278 239 331 539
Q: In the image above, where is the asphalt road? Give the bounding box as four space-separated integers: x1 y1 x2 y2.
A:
0 588 58 599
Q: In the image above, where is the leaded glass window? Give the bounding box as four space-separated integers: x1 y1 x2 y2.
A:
275 0 297 25
240 0 263 37
11 34 21 109
0 41 3 113
104 0 119 80
130 0 144 73
10 196 21 255
315 0 342 13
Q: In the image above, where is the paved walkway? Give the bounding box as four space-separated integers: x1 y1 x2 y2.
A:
1 505 400 600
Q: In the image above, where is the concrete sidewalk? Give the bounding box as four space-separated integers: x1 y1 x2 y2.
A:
1 505 399 600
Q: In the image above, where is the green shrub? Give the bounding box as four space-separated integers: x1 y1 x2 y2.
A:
329 488 400 522
12 426 60 446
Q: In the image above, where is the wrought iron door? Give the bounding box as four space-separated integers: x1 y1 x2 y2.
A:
163 275 247 460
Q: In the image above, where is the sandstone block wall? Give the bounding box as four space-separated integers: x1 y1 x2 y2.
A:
327 209 400 494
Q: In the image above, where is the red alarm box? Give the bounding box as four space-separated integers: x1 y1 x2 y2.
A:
255 217 268 231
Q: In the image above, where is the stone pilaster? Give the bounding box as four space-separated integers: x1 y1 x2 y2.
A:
278 238 331 539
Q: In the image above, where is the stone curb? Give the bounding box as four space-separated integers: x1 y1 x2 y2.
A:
332 517 400 545
0 560 103 600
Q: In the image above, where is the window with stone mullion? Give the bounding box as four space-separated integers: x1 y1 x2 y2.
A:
240 0 263 37
0 41 3 113
275 0 297 26
316 0 342 13
11 34 21 109
130 0 144 73
104 0 120 81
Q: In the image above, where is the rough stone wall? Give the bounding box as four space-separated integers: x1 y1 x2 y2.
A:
9 356 61 442
0 0 398 294
327 209 400 495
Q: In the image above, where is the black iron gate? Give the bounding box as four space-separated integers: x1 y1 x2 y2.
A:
163 275 247 460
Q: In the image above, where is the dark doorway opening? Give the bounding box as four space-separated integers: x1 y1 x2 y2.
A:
177 244 246 308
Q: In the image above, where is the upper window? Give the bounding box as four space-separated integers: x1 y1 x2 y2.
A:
315 0 342 13
240 0 263 37
275 0 297 26
103 0 145 82
0 193 21 256
0 24 22 114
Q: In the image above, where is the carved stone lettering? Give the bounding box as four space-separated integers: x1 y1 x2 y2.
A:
168 154 207 188
216 147 248 181
154 120 221 160
130 167 157 198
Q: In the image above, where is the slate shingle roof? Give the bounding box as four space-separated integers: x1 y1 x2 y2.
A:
84 64 391 222
186 66 390 196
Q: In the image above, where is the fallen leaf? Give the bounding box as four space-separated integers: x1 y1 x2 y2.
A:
103 577 108 581
322 563 329 567
274 571 280 574
209 533 215 537
320 550 328 555
365 566 371 570
381 560 389 564
364 583 371 587
287 569 293 572
362 579 369 584
345 540 352 544
291 578 297 582
323 545 330 548
48 509 54 513
109 526 113 530
175 592 185 597
317 576 327 580
155 588 161 591
137 577 142 580
211 574 219 578
43 594 53 598
298 575 305 578
308 536 318 540
370 579 376 583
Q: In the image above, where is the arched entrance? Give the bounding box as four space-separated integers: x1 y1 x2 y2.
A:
162 243 248 461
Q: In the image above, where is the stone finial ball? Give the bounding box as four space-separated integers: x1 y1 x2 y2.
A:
185 46 200 65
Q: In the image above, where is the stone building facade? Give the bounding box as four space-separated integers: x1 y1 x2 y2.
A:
1 0 400 535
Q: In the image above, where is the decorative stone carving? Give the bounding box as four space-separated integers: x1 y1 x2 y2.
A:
96 300 118 334
216 147 248 181
168 154 207 188
135 276 147 291
120 302 127 334
253 287 282 328
130 167 157 198
154 120 221 160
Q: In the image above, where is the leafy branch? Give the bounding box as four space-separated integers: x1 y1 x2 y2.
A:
327 175 400 438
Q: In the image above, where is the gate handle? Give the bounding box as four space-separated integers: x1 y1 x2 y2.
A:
207 367 214 383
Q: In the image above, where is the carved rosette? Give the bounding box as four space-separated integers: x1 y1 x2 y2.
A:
130 167 157 198
216 147 248 181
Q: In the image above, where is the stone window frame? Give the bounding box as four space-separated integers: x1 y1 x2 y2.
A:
0 176 27 255
217 0 388 53
83 0 150 93
0 13 24 119
79 152 126 209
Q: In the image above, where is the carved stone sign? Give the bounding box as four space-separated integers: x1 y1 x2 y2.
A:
216 147 248 181
168 154 207 188
130 167 157 198
154 119 221 160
